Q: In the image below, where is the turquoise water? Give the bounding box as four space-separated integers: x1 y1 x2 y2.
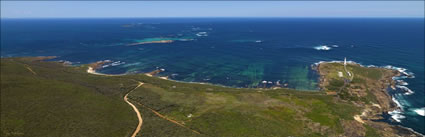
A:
1 18 423 133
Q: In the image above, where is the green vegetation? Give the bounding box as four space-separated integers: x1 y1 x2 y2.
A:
319 63 389 104
128 75 359 136
1 58 138 137
320 63 384 82
326 78 345 91
361 87 379 104
316 62 408 136
365 125 381 137
136 104 202 137
351 65 383 80
2 58 390 137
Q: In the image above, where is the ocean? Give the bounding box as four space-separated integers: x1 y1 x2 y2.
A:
1 18 423 134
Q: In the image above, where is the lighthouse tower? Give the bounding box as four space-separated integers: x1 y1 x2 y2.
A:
343 57 352 78
344 57 347 66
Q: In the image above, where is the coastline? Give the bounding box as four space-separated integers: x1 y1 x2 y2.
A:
3 56 422 136
82 58 422 136
315 60 423 137
85 63 317 91
87 67 126 76
86 65 244 89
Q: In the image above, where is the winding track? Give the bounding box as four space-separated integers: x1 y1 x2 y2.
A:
87 67 144 137
124 82 144 137
87 67 200 136
135 102 201 135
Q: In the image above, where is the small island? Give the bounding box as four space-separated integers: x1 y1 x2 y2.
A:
127 40 174 46
127 37 194 46
1 57 421 137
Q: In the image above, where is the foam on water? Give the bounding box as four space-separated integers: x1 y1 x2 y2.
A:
314 45 332 51
196 32 208 37
369 64 416 122
396 80 409 86
389 97 406 122
396 85 415 95
102 60 126 68
413 108 425 116
122 62 141 67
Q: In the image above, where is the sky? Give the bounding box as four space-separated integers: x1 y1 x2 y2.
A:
1 1 424 18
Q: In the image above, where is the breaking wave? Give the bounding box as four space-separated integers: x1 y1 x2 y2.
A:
196 32 208 37
314 45 332 51
314 45 339 51
102 60 126 68
389 109 406 122
413 108 425 116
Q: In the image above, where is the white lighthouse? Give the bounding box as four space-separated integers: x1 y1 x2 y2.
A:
344 57 352 78
344 57 347 66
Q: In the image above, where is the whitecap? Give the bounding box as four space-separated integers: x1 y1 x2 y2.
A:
390 113 406 122
203 78 210 81
122 62 141 67
396 85 415 95
101 60 126 68
111 61 125 66
389 104 405 123
392 96 404 110
396 80 409 86
196 32 208 37
413 108 425 116
367 65 377 68
314 45 332 51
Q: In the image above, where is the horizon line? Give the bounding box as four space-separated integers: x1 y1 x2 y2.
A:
2 16 424 19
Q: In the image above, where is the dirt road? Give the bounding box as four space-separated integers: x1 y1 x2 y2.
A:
125 82 144 137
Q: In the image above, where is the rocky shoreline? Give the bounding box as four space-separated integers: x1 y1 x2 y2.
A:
316 61 423 137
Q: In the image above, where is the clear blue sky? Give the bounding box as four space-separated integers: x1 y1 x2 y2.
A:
1 1 424 18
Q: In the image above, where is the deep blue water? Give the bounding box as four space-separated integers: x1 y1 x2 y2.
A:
1 18 424 134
